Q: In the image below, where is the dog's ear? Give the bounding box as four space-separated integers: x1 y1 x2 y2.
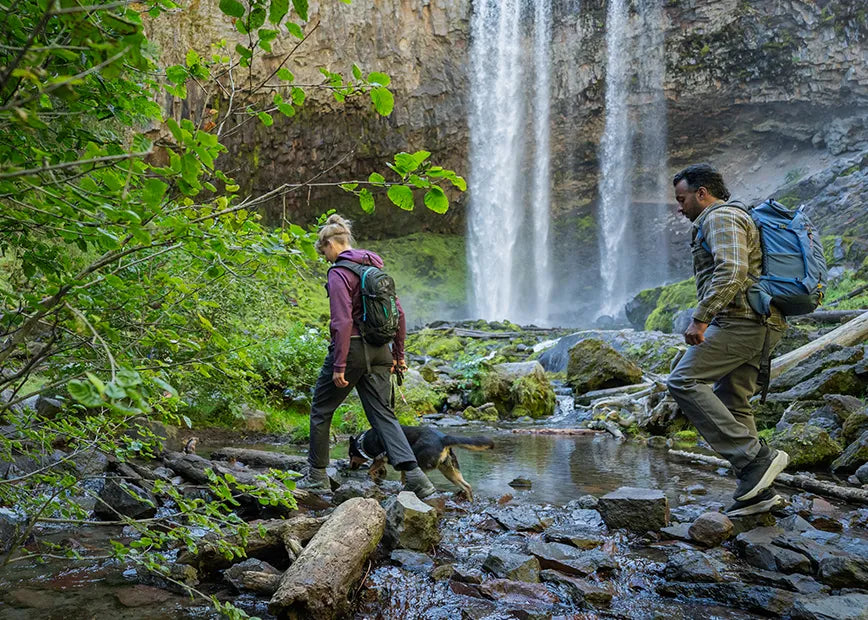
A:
348 435 359 455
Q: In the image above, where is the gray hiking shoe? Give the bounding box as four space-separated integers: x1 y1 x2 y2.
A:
725 488 784 517
403 467 436 499
295 466 329 491
734 446 789 502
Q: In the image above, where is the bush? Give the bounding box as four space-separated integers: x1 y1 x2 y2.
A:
253 324 328 394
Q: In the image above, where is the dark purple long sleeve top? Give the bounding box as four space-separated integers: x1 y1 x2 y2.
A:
326 249 406 372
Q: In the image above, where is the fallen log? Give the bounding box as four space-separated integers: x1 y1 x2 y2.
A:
510 428 601 436
575 382 652 406
269 497 386 619
209 447 307 472
771 310 868 379
789 309 867 323
177 516 326 573
668 449 868 505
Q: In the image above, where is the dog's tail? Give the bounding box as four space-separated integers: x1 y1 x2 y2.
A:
442 435 494 451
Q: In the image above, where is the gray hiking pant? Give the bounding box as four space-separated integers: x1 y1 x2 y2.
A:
308 337 417 470
667 317 782 473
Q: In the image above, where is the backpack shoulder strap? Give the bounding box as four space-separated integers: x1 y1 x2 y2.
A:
695 201 752 253
329 259 367 278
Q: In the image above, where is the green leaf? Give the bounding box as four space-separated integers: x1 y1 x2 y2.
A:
152 376 179 398
368 172 385 186
105 383 127 400
286 22 303 38
370 87 394 116
116 368 143 388
359 188 375 213
352 64 362 80
290 87 305 106
185 50 201 67
68 380 102 407
367 71 391 87
269 0 288 23
248 6 266 29
257 111 274 126
393 152 419 174
387 184 414 211
86 372 106 396
340 183 358 192
292 0 308 21
219 0 245 18
412 150 431 166
408 174 430 188
277 67 294 81
424 186 449 214
142 179 168 207
166 65 187 85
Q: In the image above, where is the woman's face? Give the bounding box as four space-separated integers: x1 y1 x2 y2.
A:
321 239 340 263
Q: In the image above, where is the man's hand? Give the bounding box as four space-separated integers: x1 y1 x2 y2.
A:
684 319 709 345
332 371 349 388
391 359 408 374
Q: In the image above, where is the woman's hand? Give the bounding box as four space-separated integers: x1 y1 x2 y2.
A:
332 371 349 388
391 359 408 373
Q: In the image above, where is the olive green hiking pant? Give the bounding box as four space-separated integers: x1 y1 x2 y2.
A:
667 317 783 473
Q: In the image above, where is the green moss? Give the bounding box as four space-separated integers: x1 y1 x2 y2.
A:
462 405 499 422
406 329 465 359
770 423 842 469
644 277 696 332
673 429 698 442
363 233 466 326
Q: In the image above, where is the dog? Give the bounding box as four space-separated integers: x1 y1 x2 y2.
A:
349 426 494 500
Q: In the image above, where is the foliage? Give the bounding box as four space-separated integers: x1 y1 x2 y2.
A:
0 0 462 615
644 277 696 332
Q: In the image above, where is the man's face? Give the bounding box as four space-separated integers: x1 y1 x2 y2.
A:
674 179 706 222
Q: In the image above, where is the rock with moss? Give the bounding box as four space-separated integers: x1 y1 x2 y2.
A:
394 369 445 418
831 430 868 475
644 278 696 333
462 403 499 423
406 328 465 361
769 423 843 469
480 361 555 420
566 339 644 396
625 286 663 330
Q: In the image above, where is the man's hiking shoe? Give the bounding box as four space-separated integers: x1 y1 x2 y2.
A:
725 488 783 517
403 467 436 499
734 447 789 502
296 466 329 491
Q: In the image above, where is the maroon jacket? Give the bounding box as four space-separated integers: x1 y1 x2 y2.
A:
326 249 406 372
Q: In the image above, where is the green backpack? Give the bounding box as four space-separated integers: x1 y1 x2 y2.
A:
329 260 399 346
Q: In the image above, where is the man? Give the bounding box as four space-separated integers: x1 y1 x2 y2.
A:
667 163 789 517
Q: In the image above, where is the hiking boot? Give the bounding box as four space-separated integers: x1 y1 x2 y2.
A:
733 445 789 502
725 487 783 517
403 467 436 499
295 466 329 491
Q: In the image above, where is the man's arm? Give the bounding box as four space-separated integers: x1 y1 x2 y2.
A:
693 209 753 324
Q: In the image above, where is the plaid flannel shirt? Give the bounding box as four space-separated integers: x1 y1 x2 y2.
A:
691 204 785 329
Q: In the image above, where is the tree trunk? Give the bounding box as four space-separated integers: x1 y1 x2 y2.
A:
269 497 386 619
771 311 868 379
668 449 868 505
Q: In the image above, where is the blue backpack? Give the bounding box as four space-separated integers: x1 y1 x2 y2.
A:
696 200 827 317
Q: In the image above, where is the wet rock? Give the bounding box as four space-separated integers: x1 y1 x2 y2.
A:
566 338 643 396
664 549 724 583
791 593 868 620
6 588 56 609
659 582 797 615
778 514 815 533
567 508 604 530
452 565 484 584
647 435 668 448
390 549 435 573
774 365 866 401
735 527 812 574
94 476 157 520
450 579 484 600
855 462 868 484
331 479 381 505
480 361 555 419
770 347 864 392
831 430 868 474
544 526 605 550
660 523 693 542
817 553 868 589
208 447 307 471
527 541 617 577
224 558 281 591
842 409 868 445
568 495 599 509
508 477 532 489
670 501 725 523
482 548 541 582
383 491 441 551
688 512 733 547
685 483 707 495
489 505 552 532
431 563 454 580
597 486 669 532
115 584 172 607
0 507 24 553
849 508 868 529
770 423 843 468
477 579 558 606
728 511 777 535
540 569 613 606
746 569 829 595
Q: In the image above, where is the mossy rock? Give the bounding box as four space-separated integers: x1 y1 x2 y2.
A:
625 285 664 330
644 278 696 333
406 329 464 360
770 423 843 469
462 405 499 423
480 361 555 420
566 338 644 395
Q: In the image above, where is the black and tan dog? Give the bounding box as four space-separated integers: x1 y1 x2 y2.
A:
349 426 494 500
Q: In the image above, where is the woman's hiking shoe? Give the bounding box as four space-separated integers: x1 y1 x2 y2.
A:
403 467 436 499
296 466 329 491
725 488 783 517
734 447 789 502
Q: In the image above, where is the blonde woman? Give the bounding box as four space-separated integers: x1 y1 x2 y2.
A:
296 215 436 498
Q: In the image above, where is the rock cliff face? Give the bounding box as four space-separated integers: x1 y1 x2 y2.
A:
149 0 866 294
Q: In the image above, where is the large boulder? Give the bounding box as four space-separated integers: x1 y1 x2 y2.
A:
0 507 24 553
94 476 158 520
482 548 541 582
382 491 441 551
770 346 864 392
773 365 867 401
770 424 843 469
536 330 682 375
479 361 555 419
831 430 868 475
791 593 868 620
842 408 868 445
566 339 644 396
597 487 669 532
688 512 734 547
625 286 663 330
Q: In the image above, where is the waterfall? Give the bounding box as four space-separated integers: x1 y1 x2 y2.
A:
596 0 632 318
467 0 553 325
596 0 670 319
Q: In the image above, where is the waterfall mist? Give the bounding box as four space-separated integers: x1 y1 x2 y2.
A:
467 0 553 326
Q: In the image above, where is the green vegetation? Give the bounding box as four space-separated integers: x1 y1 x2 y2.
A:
644 278 696 332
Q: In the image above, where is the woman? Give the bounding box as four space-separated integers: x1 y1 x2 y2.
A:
297 214 436 498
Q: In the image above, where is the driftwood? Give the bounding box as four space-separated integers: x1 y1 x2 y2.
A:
668 449 868 505
177 516 326 573
269 497 386 619
574 382 653 405
209 447 307 472
771 310 868 379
